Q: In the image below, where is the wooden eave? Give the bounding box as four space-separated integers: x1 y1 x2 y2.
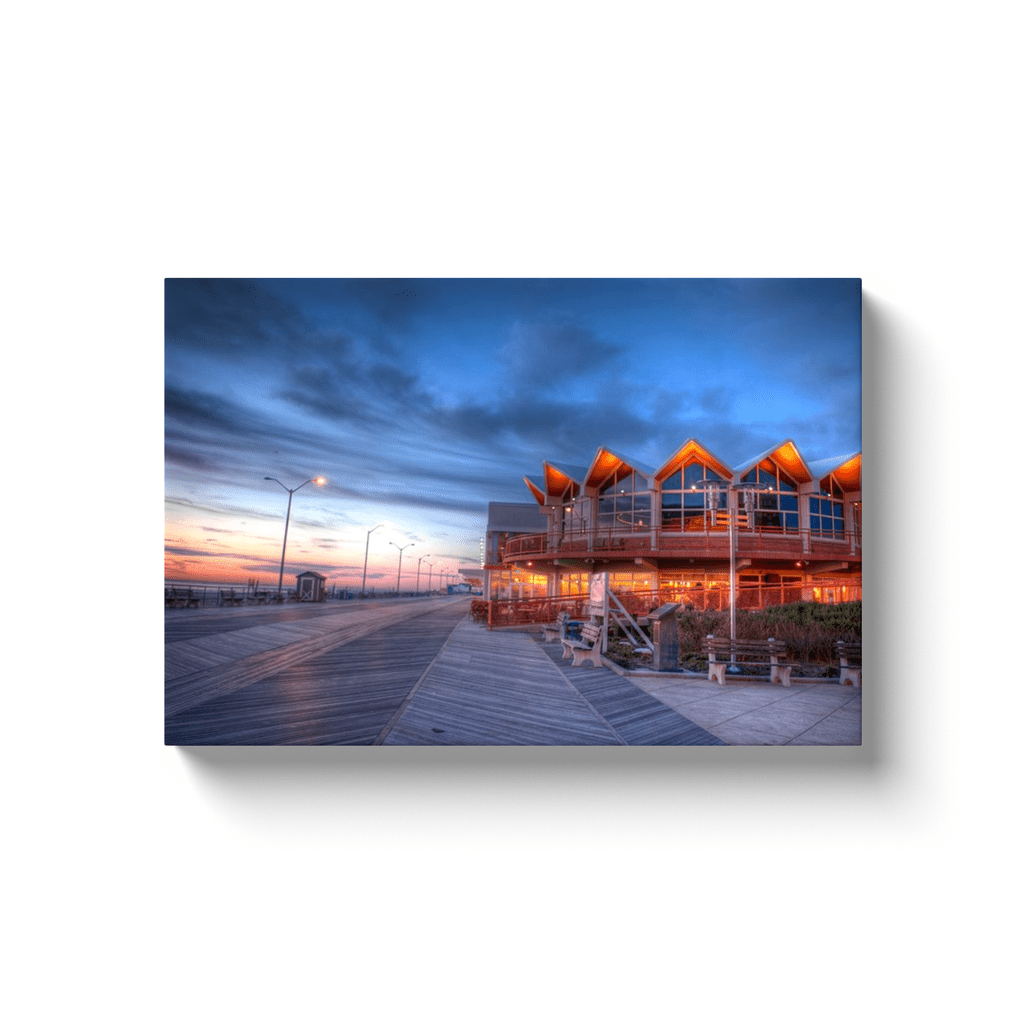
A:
830 454 862 493
523 476 547 505
543 462 581 500
655 438 734 482
734 439 813 484
583 447 653 490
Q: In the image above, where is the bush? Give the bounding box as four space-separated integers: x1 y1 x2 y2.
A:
676 601 860 666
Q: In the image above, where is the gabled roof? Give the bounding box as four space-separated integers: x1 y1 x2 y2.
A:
807 452 861 492
523 475 547 505
543 461 587 499
583 447 655 489
655 439 734 482
734 439 813 484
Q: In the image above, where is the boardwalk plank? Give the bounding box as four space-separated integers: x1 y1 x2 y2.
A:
165 603 468 745
165 600 728 746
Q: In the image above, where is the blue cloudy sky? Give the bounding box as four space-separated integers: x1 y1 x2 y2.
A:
164 278 861 588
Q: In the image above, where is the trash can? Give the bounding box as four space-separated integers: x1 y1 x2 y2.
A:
648 603 681 671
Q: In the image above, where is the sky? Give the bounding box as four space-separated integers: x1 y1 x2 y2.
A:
164 278 861 590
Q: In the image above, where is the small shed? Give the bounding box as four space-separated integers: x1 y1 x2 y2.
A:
296 570 328 602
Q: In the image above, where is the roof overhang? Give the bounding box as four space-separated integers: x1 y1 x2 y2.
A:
543 461 582 500
583 447 655 489
734 439 813 484
523 476 547 505
808 452 861 492
655 439 734 482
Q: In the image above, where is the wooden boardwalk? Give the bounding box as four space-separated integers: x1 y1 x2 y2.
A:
165 599 725 746
165 601 470 744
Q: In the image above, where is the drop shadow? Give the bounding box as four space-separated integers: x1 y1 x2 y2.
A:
173 288 907 804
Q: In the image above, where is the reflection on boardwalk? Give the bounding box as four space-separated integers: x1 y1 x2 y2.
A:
164 598 725 746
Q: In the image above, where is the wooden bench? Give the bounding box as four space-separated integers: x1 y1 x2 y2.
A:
704 635 794 686
218 589 246 607
542 611 580 643
166 588 200 608
836 640 862 688
561 622 605 668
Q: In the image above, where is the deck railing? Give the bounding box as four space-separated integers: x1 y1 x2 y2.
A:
481 581 859 629
503 523 861 561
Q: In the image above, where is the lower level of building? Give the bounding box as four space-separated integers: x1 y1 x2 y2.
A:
485 563 860 610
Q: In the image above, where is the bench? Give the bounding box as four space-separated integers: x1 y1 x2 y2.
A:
836 640 862 688
165 588 200 608
561 622 605 668
704 635 794 686
542 611 581 643
218 589 246 607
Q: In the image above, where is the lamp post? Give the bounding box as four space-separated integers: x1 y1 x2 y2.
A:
415 553 431 595
390 541 414 596
697 478 770 663
264 476 326 596
361 524 382 598
426 560 436 593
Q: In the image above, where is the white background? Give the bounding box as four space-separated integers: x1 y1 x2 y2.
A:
5 3 1019 1021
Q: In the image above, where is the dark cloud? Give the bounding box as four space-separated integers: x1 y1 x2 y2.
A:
501 322 623 387
165 279 312 356
165 545 241 560
276 355 425 427
165 444 216 472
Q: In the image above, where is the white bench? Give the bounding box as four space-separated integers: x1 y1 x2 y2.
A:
704 635 794 686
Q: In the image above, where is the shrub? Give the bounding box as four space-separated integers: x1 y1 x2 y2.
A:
676 601 861 666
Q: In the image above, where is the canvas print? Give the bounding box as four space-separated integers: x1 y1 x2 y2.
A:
165 278 862 745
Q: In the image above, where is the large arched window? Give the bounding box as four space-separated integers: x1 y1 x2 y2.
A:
740 463 799 532
597 469 651 532
661 463 725 531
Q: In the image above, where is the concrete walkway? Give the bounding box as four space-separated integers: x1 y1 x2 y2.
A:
628 670 862 745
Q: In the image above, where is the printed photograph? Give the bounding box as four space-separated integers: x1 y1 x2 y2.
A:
165 278 862 745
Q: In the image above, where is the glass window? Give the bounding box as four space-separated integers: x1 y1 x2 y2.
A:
740 462 801 531
812 474 845 538
598 468 650 532
662 462 724 530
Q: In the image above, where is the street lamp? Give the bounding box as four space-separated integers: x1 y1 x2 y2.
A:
264 476 326 596
361 524 383 598
695 477 770 663
390 540 414 596
425 560 436 593
415 553 431 595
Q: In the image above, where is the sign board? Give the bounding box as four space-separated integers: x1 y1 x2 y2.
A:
589 572 609 616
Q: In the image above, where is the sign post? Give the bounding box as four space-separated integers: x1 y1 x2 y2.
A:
589 572 609 651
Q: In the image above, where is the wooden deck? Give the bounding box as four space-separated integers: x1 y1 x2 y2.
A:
165 598 725 746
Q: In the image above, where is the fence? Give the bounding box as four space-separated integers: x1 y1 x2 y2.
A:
479 581 859 629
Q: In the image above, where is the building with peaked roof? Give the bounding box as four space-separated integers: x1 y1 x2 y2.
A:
484 439 861 608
